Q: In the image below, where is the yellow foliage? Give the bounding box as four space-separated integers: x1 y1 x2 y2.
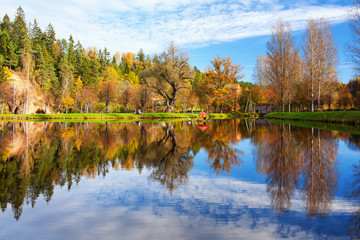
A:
61 129 75 142
125 71 139 88
104 65 120 82
62 94 75 109
122 52 136 68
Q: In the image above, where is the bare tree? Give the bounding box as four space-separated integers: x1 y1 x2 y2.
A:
349 0 360 74
253 54 268 86
303 19 338 111
266 20 299 112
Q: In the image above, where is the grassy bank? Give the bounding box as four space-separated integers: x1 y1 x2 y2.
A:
265 111 360 125
0 112 258 121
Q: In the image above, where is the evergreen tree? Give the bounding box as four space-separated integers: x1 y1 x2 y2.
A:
7 41 18 69
45 23 56 58
68 35 76 70
0 29 9 59
30 19 43 48
12 6 28 53
0 14 11 33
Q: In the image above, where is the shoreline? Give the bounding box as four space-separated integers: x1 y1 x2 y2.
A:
0 112 259 121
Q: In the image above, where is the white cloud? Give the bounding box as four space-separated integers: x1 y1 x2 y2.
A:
0 1 351 55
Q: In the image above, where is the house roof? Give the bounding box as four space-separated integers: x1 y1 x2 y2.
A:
199 111 208 116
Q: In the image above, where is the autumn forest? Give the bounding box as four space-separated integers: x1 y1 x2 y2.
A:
0 6 360 115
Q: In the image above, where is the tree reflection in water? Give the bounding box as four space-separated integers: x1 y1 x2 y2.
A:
254 123 303 215
0 119 357 224
347 160 360 239
302 128 338 217
253 124 338 217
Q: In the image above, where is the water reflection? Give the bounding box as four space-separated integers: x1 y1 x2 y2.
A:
0 119 358 228
347 160 360 239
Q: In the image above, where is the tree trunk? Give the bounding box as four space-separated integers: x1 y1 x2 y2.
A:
191 105 194 114
166 98 176 113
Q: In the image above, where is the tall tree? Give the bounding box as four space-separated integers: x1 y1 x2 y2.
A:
98 79 119 113
0 14 11 33
205 55 243 112
142 43 193 112
349 0 360 75
58 55 74 111
303 19 338 111
266 20 299 112
253 54 268 86
12 6 28 63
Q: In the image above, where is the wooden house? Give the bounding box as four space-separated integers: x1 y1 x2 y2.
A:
198 111 208 121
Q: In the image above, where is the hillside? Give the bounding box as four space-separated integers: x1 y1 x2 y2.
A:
8 70 52 114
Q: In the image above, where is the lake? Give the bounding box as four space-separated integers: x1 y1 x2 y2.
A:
0 119 359 240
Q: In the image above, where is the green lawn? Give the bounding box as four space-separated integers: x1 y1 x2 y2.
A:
265 111 360 125
0 112 258 121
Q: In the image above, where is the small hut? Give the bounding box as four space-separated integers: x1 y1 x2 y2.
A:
198 111 208 121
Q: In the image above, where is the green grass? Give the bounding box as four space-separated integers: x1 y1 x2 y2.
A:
265 111 360 125
0 112 258 122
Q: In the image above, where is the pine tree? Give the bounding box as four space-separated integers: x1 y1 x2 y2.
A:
0 14 11 33
7 41 18 69
45 23 56 58
30 19 43 48
12 6 28 53
0 29 9 59
68 35 76 69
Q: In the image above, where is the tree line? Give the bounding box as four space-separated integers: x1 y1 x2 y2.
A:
0 6 360 114
0 7 244 114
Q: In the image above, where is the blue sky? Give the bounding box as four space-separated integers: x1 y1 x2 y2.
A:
0 0 354 82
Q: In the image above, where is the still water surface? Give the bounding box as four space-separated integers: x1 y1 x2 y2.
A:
0 120 359 239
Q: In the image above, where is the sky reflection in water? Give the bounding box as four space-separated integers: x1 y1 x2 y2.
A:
0 120 359 240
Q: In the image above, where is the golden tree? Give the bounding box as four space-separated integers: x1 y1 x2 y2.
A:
205 55 243 112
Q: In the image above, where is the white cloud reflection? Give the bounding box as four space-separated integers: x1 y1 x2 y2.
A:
0 169 354 240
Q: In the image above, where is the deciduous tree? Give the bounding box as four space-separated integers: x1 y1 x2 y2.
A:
266 20 299 112
205 55 243 112
303 19 338 111
142 43 192 112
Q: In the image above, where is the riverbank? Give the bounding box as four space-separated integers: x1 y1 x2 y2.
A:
265 111 360 125
0 112 258 121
